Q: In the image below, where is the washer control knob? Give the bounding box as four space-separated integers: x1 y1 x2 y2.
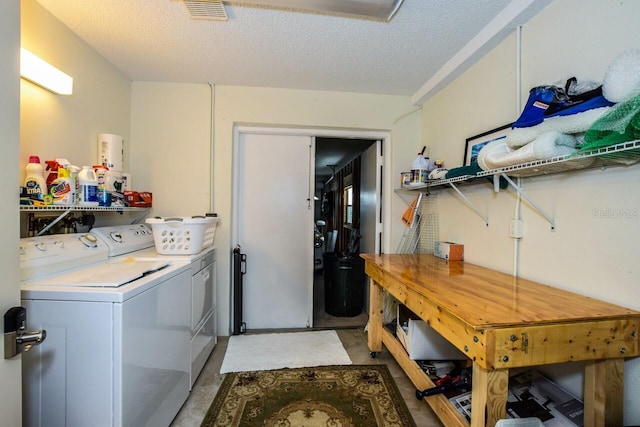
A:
79 233 98 248
110 232 123 243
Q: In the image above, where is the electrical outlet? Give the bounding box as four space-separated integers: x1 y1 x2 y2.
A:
510 219 524 238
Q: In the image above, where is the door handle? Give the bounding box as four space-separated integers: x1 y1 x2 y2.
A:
4 306 47 359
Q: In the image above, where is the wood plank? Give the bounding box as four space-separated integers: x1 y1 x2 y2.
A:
367 277 383 352
492 320 639 368
583 358 624 427
470 364 508 427
361 254 640 330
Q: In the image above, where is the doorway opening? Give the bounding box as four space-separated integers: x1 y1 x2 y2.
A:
232 125 389 333
313 137 376 329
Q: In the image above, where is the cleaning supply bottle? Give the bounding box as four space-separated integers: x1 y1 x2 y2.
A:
68 165 80 205
410 148 430 185
44 159 61 190
93 165 110 207
93 164 108 191
423 156 436 173
78 166 99 206
49 165 73 205
24 156 48 201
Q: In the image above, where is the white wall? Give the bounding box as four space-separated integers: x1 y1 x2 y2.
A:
419 0 640 424
20 0 131 182
131 84 417 335
130 82 212 216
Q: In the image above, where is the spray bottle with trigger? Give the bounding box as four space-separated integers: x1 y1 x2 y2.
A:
49 159 74 205
44 159 62 190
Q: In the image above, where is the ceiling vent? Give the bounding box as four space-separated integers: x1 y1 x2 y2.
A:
181 0 228 21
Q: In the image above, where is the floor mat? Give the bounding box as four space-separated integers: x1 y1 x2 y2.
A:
202 365 416 427
219 330 352 374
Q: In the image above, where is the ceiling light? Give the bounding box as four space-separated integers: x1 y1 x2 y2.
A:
20 48 73 95
233 0 405 21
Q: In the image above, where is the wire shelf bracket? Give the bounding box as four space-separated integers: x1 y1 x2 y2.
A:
499 173 556 231
447 181 489 227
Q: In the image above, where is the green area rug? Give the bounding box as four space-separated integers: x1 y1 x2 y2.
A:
201 364 416 427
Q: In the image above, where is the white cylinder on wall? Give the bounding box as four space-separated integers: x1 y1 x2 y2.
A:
97 133 124 172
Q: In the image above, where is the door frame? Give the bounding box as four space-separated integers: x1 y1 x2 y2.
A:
231 125 391 331
1 1 22 423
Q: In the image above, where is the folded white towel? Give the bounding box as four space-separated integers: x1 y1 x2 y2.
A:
505 107 610 148
477 138 514 171
478 131 578 171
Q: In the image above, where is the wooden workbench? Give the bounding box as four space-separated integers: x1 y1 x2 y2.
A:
361 253 640 427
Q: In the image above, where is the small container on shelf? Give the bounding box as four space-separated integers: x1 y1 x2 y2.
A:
400 171 412 187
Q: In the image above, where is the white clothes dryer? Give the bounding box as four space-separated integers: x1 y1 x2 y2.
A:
20 231 191 427
92 223 217 389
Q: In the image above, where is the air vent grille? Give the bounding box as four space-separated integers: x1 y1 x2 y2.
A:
183 0 228 21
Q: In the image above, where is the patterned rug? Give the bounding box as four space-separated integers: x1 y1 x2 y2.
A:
201 364 416 427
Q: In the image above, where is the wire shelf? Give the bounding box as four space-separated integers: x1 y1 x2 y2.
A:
477 139 640 178
396 139 640 191
20 205 148 212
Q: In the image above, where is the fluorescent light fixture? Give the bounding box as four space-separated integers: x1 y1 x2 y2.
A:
234 0 405 21
20 48 73 95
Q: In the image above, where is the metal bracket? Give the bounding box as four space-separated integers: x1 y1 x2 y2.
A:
500 173 556 231
36 207 74 235
447 182 489 226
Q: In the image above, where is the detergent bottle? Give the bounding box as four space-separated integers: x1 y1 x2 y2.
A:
50 164 73 205
78 166 99 206
24 156 48 201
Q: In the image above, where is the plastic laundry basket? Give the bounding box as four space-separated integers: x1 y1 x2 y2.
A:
146 216 219 255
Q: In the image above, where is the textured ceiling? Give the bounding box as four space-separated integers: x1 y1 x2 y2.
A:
33 0 550 99
33 0 551 181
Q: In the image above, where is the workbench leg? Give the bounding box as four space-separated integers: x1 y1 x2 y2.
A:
470 363 508 427
367 278 383 354
583 358 624 427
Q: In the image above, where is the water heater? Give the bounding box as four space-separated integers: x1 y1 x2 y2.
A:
97 133 124 172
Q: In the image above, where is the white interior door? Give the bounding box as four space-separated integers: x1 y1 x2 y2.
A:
359 141 382 314
236 132 314 329
360 141 382 255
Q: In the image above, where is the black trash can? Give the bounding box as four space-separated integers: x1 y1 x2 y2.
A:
323 252 365 317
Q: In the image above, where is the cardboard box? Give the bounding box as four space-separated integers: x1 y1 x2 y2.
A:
396 305 466 360
434 241 464 261
124 191 152 207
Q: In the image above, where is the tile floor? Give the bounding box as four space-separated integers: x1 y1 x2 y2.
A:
170 328 444 426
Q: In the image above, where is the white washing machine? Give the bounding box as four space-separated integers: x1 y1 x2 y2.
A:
91 224 217 389
20 230 192 427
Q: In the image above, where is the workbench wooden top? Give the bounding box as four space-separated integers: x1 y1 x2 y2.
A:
361 253 640 330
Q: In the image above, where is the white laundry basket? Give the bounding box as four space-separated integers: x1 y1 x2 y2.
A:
146 216 219 255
